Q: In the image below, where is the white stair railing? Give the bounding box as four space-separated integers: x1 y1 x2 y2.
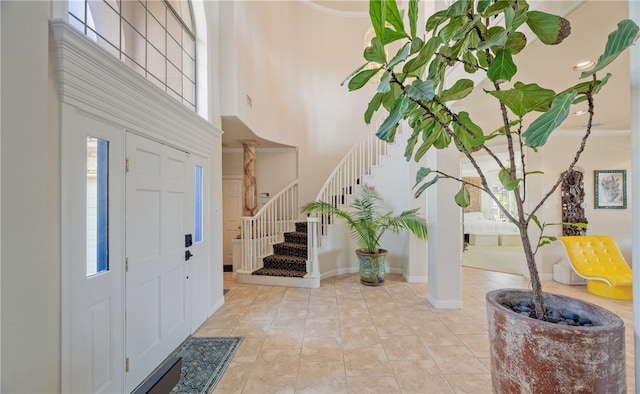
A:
307 131 389 256
239 180 298 273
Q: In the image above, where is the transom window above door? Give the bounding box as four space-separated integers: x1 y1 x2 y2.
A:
68 0 196 111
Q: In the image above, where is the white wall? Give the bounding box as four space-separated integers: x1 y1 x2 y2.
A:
222 147 298 209
219 1 376 205
532 133 632 277
1 1 61 391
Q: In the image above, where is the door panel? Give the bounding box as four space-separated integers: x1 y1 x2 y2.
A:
190 156 210 331
68 114 124 393
125 133 193 392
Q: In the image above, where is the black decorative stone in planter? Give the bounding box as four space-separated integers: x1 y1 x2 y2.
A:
486 289 626 393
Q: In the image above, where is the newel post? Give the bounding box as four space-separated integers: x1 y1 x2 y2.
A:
306 217 320 276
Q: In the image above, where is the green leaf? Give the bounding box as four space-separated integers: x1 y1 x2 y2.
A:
438 17 463 43
462 51 479 73
522 90 577 147
348 68 381 91
404 128 420 160
503 4 514 31
376 96 409 141
447 0 472 17
385 0 406 37
341 63 367 87
526 10 569 45
408 0 418 38
498 168 520 190
369 0 386 44
538 239 552 248
414 174 439 198
581 19 640 79
414 177 439 198
386 123 399 143
388 43 411 69
382 27 408 45
487 49 516 83
512 6 529 30
487 82 556 116
476 0 491 14
406 79 435 101
505 31 527 54
482 1 513 17
377 71 391 93
425 10 447 32
476 50 488 68
454 185 471 208
433 128 452 149
410 36 424 55
453 111 483 152
531 214 543 230
414 167 433 186
414 120 440 161
477 26 508 50
364 93 384 124
403 36 441 73
381 84 403 109
441 79 474 102
364 37 387 64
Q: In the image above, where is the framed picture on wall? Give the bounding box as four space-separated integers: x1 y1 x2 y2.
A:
594 170 627 209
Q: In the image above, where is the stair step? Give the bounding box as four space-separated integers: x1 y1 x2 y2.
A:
273 242 307 258
295 222 307 233
284 231 307 244
252 267 307 278
263 254 307 270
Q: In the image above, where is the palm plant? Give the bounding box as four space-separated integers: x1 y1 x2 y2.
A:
301 184 428 254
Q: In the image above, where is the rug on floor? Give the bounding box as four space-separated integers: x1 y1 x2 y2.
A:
171 336 243 393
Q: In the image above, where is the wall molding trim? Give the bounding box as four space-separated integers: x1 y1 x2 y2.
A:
50 20 221 157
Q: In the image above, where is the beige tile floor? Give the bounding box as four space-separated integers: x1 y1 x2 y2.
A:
197 268 635 393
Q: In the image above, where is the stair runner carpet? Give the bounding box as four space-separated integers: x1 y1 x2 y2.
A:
252 222 308 278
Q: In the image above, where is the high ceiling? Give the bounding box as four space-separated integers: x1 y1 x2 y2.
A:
221 1 631 148
458 0 630 133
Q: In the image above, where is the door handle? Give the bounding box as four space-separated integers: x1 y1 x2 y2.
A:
185 250 194 261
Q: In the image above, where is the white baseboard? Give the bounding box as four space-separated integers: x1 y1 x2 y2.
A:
404 275 428 283
237 272 320 288
426 294 463 309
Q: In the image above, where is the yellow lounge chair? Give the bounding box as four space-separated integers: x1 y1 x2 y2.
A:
557 235 632 300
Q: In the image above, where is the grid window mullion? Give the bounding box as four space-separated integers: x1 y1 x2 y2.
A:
67 0 196 110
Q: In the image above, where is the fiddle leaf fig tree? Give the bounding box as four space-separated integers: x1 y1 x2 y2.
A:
344 0 638 320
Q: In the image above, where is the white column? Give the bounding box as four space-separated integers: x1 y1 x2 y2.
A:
426 146 463 308
629 1 640 392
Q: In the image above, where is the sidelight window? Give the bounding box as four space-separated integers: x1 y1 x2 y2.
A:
194 165 203 242
87 137 109 276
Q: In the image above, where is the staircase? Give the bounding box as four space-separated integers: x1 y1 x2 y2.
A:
236 130 389 288
252 222 308 278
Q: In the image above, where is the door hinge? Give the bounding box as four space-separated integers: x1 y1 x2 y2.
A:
125 257 129 272
125 357 129 372
125 158 130 173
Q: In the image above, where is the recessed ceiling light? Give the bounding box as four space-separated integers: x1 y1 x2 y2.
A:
573 110 588 116
572 61 595 71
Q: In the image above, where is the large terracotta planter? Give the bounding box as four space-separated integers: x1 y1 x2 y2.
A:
486 289 626 393
356 249 388 286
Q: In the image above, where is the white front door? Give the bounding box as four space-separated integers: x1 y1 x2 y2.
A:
125 133 193 392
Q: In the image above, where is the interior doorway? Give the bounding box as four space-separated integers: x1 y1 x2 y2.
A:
222 177 243 270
